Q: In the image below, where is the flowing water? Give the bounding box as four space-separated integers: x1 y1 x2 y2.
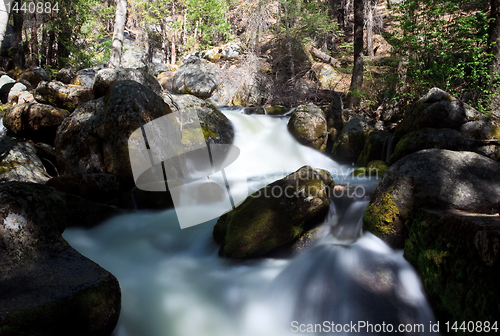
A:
63 109 438 336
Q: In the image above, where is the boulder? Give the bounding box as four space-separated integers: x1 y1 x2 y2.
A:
17 66 50 87
46 173 123 204
287 104 328 152
350 160 389 178
70 68 98 88
0 182 121 336
221 42 242 61
363 149 500 248
55 80 171 185
404 208 500 323
208 76 239 106
331 117 373 163
3 103 70 144
7 82 27 103
311 62 338 89
56 66 75 84
390 128 469 163
0 74 16 103
0 135 49 184
357 130 393 167
172 56 221 99
93 68 162 98
162 93 234 145
15 91 36 104
34 81 95 112
157 71 176 91
395 88 468 137
145 63 178 77
214 166 333 258
326 93 344 142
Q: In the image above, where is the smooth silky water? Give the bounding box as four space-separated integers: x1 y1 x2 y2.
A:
63 109 438 336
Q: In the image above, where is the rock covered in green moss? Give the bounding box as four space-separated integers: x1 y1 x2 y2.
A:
350 160 389 178
287 104 328 152
55 80 172 186
93 68 162 98
3 103 69 144
162 93 234 145
34 80 94 112
0 182 121 336
214 166 333 258
363 149 500 248
390 128 468 163
17 66 50 87
404 208 500 324
0 135 48 184
331 117 373 163
357 130 393 167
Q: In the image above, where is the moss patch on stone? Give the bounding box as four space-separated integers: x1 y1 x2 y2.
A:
363 192 400 237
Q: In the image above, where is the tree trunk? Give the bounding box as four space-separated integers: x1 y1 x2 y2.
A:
12 1 23 68
0 0 13 50
489 0 500 117
30 12 39 66
366 1 374 57
346 0 364 108
109 0 127 69
171 32 176 65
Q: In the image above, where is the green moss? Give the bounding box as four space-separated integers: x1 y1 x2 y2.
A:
403 210 500 329
363 192 400 237
201 125 219 140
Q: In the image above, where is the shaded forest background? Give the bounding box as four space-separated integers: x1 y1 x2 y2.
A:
1 0 500 114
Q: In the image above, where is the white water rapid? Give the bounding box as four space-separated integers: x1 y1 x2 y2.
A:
63 109 438 336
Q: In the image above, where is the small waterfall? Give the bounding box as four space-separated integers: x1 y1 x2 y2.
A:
263 107 268 115
63 110 437 336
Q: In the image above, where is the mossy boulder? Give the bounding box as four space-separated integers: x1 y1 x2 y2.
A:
93 68 162 98
17 66 50 87
404 208 500 325
0 135 48 184
214 166 333 258
331 117 373 163
357 130 393 167
34 81 94 112
287 104 328 152
3 103 70 144
162 93 234 145
390 128 468 164
0 182 121 336
172 55 221 99
350 160 389 178
55 80 172 187
363 149 500 248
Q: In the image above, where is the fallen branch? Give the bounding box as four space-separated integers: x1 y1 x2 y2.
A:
308 46 341 68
